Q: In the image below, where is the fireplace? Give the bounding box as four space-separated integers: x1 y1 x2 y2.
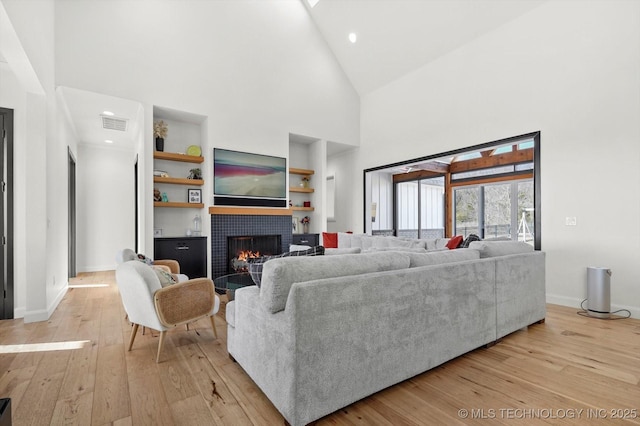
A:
227 235 281 273
210 208 293 279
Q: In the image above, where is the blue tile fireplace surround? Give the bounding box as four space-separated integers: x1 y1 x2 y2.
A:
210 210 293 279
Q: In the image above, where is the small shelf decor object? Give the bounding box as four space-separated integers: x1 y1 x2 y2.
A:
188 188 202 204
153 120 168 152
301 215 310 234
187 168 202 179
187 145 202 156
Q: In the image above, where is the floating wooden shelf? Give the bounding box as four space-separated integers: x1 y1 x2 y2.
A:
154 177 204 186
291 206 315 211
209 207 293 216
154 202 204 208
289 167 314 176
290 187 314 193
154 151 204 164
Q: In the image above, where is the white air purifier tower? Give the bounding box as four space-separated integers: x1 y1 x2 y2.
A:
586 267 612 319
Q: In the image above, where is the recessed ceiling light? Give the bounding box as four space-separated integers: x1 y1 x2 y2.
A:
348 33 357 43
102 110 114 116
105 139 113 144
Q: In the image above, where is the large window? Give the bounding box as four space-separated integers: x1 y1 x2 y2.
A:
364 132 541 249
453 179 534 244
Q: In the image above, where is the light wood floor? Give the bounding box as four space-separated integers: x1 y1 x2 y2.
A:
1 271 639 425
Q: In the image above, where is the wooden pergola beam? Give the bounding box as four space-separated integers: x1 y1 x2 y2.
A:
449 149 533 173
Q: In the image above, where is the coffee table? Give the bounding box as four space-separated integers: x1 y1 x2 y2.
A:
213 273 255 302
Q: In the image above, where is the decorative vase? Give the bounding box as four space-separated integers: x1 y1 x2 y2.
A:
155 137 164 152
303 223 309 234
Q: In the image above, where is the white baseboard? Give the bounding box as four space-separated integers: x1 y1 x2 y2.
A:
546 293 639 319
79 264 116 273
23 284 68 323
13 306 25 319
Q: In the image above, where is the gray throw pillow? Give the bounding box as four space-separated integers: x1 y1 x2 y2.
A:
152 266 177 287
248 245 325 287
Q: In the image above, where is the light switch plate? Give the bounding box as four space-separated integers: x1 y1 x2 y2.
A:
565 217 577 226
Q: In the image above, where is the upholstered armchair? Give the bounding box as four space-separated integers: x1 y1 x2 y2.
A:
115 260 220 362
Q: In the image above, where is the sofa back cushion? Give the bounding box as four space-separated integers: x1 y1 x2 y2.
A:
366 246 427 253
325 247 362 255
405 249 480 267
337 233 426 250
468 241 533 258
260 251 410 313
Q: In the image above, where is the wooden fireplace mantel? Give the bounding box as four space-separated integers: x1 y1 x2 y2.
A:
208 206 293 216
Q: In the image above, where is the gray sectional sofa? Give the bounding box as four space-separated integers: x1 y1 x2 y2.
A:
226 241 546 426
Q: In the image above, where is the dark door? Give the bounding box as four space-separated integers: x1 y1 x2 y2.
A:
0 108 14 319
68 148 76 278
134 155 139 253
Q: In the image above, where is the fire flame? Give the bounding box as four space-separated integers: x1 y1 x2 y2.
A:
236 250 260 261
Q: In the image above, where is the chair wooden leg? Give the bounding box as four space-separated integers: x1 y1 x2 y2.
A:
210 315 218 338
128 323 139 351
156 330 167 363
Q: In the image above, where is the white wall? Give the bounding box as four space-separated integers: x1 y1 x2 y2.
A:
0 63 27 317
55 0 360 261
352 1 640 316
1 0 60 322
77 145 135 271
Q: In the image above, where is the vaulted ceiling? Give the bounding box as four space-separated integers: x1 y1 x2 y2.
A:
304 0 545 96
59 0 546 148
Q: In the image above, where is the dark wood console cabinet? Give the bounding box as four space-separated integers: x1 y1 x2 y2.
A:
154 237 207 278
291 233 319 246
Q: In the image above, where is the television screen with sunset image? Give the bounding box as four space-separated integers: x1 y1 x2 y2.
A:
214 148 287 201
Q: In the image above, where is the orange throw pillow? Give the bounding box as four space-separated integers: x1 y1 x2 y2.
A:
322 232 338 248
446 235 463 250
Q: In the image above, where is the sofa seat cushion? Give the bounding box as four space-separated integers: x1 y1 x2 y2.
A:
260 251 411 313
468 241 533 258
405 248 480 267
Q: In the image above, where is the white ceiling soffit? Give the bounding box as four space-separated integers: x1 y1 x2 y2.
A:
290 133 356 157
59 86 142 150
306 0 545 96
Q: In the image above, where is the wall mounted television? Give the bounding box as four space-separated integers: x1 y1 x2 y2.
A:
213 148 288 208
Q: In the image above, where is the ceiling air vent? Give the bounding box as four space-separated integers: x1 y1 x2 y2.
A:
101 115 128 132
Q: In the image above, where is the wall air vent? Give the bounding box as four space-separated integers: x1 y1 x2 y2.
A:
101 115 128 132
